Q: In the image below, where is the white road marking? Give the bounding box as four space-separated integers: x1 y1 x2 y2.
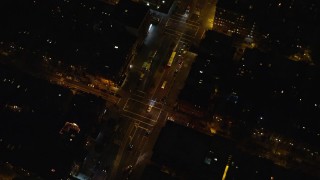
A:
163 31 192 42
123 109 157 122
121 114 155 127
128 124 137 142
165 27 196 38
168 17 200 28
132 93 145 99
128 98 162 109
137 90 146 94
136 125 150 131
155 109 162 122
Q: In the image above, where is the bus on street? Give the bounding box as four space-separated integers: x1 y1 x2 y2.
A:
167 51 176 67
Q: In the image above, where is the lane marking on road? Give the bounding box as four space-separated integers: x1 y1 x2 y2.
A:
135 132 147 151
137 90 146 94
178 39 191 44
121 114 154 127
167 17 200 28
117 97 121 105
170 14 201 26
129 125 138 143
122 109 157 122
135 120 154 130
164 27 196 38
137 125 150 131
122 99 160 122
164 27 184 36
163 31 192 43
128 98 162 110
132 93 145 99
123 98 130 110
195 27 199 36
200 30 206 39
151 68 167 100
155 109 162 122
134 128 144 142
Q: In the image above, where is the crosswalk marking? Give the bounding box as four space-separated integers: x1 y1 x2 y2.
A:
132 93 145 99
164 31 194 43
164 27 196 38
122 108 157 122
121 114 154 127
124 97 163 108
167 17 200 28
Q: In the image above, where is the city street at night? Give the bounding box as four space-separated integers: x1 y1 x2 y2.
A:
1 0 320 179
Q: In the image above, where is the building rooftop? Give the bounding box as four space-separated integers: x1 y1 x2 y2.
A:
233 48 320 147
151 121 235 179
179 31 234 109
216 0 265 17
112 0 149 29
0 66 105 179
0 0 136 80
146 121 318 179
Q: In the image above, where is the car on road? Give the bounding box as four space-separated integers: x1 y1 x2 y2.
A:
144 130 151 136
147 105 152 112
123 165 133 179
124 165 133 172
151 16 160 24
56 72 62 76
128 144 133 150
88 83 95 88
178 61 183 68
